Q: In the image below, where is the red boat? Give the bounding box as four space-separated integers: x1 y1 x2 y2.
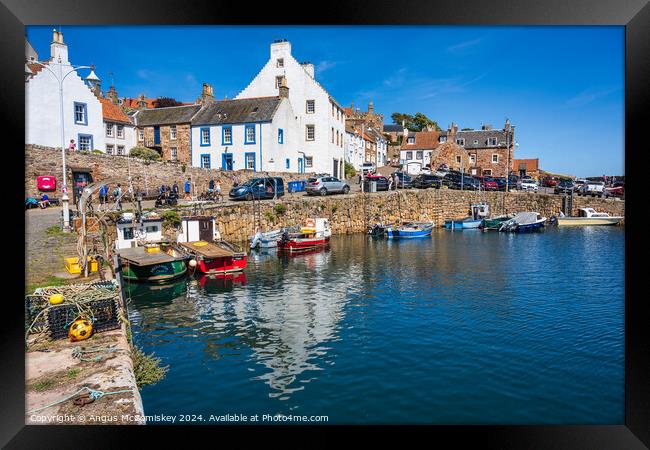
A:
179 241 246 275
277 218 332 253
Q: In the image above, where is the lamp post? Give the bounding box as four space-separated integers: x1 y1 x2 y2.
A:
32 59 92 232
505 123 516 193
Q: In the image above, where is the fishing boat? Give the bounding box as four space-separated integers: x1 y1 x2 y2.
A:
277 218 331 252
177 215 247 274
500 212 547 232
556 208 623 226
250 229 283 249
367 223 391 237
119 242 188 283
385 221 434 239
481 215 513 230
445 203 489 230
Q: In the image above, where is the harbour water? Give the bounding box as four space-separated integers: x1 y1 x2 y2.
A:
127 227 624 424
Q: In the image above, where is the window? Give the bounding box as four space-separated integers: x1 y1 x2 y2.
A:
138 129 144 141
407 137 415 144
145 225 158 233
331 104 335 117
276 76 283 89
469 154 476 164
406 151 413 159
123 227 134 240
245 152 256 171
106 144 114 155
416 151 423 160
201 154 211 169
106 123 114 137
200 128 210 146
170 125 177 140
74 102 87 125
222 126 232 145
78 134 92 151
474 140 479 145
276 58 284 68
278 128 283 144
117 145 125 155
117 125 124 139
492 154 499 163
245 125 256 144
306 125 315 141
439 136 447 143
171 147 178 161
306 100 315 114
331 127 335 144
305 156 313 168
488 137 497 146
286 158 290 169
483 169 492 176
456 156 462 164
456 138 465 146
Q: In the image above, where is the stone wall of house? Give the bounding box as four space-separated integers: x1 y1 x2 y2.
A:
139 123 192 164
470 146 512 177
192 188 625 244
25 144 316 198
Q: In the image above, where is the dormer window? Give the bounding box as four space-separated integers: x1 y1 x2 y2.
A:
439 136 447 143
487 137 497 146
407 137 415 144
474 140 479 145
277 58 284 68
456 138 465 146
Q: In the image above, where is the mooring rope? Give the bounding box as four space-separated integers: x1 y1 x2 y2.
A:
71 344 121 362
27 386 134 415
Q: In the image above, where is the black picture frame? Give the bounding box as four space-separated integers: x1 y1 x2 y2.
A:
2 0 647 447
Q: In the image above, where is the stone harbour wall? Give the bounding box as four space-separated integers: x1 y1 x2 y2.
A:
198 189 625 244
25 145 317 197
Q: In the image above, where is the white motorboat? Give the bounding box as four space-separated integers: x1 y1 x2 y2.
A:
250 229 283 249
557 208 623 226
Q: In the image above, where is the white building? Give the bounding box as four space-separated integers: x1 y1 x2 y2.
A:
190 95 301 172
100 98 136 155
236 39 346 177
344 126 366 171
367 127 388 167
25 30 104 152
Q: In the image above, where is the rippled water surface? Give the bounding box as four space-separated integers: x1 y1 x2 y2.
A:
128 227 624 424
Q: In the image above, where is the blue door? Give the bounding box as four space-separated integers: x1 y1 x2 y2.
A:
222 153 233 170
154 126 161 145
298 157 304 174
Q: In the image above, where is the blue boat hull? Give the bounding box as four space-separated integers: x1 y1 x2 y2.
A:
386 228 433 239
515 221 545 232
445 219 481 229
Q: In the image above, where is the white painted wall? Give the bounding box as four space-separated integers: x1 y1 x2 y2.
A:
344 131 366 171
104 121 136 155
236 40 345 177
400 149 433 174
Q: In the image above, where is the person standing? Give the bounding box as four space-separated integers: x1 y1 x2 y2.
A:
215 179 222 201
388 175 394 191
113 183 123 211
68 139 76 151
99 184 108 211
184 177 191 200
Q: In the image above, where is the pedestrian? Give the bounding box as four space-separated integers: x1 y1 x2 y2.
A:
388 175 394 191
39 193 50 209
172 181 179 194
113 183 122 211
99 183 108 211
184 177 191 200
232 174 240 188
68 139 76 151
393 173 400 190
215 179 222 201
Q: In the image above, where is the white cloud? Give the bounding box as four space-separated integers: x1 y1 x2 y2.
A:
565 86 621 107
446 38 483 53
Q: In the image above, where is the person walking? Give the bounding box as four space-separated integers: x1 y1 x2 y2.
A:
113 184 123 211
232 174 240 188
172 181 179 195
184 178 191 200
388 175 394 191
68 139 76 151
393 172 399 190
215 179 222 201
99 184 109 211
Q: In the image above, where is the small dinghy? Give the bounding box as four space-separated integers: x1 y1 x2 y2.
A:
481 215 513 230
385 221 434 239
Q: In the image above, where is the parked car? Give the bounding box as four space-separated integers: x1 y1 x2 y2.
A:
306 176 350 196
574 179 587 192
578 181 605 197
363 173 389 191
480 176 499 191
554 179 575 194
517 178 539 191
605 181 625 197
229 177 285 201
541 177 559 187
391 172 413 188
412 174 442 189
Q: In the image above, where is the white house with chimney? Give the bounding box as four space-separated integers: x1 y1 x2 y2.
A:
236 39 346 177
25 30 104 152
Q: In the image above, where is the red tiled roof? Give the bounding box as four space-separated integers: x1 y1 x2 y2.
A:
343 107 353 116
99 98 132 124
122 97 158 109
402 131 440 150
26 62 47 77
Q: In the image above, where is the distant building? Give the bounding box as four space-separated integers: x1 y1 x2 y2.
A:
236 39 346 177
512 158 540 179
344 125 366 171
344 101 384 135
190 95 301 172
25 30 104 151
400 128 440 174
132 105 202 163
100 98 136 156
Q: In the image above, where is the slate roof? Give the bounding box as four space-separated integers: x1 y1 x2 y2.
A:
100 98 133 125
134 105 201 127
443 129 514 149
383 124 403 133
191 97 283 126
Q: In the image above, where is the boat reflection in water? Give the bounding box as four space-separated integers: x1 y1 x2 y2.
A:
125 278 188 308
196 272 248 292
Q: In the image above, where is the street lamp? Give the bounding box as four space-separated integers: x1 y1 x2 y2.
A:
505 123 515 192
31 58 92 232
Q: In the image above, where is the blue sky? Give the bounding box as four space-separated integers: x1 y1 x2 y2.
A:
26 26 624 176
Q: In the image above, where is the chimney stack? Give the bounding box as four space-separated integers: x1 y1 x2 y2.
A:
368 101 374 114
50 28 69 64
278 76 289 99
200 82 215 104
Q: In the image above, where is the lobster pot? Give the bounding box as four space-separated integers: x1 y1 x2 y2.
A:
25 281 122 340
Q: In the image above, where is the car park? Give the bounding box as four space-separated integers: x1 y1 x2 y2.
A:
306 176 350 196
229 177 285 201
412 174 442 189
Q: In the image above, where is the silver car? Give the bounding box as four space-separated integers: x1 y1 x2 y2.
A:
306 176 350 196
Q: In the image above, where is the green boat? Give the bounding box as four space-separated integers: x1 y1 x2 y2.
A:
119 243 188 283
481 215 513 230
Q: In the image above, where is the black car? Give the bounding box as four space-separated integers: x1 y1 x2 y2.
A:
554 179 575 194
229 177 285 201
363 175 389 192
391 172 413 188
412 174 442 189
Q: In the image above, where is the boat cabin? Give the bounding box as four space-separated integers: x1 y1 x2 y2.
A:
299 218 331 237
177 215 222 243
470 203 490 220
577 208 610 218
116 213 164 249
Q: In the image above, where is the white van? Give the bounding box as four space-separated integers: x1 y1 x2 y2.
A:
361 162 376 175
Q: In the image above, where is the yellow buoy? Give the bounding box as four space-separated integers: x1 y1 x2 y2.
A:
193 241 208 247
49 294 64 305
68 318 93 342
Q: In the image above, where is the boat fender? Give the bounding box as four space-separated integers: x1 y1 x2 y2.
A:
193 241 208 247
49 294 64 305
189 259 197 268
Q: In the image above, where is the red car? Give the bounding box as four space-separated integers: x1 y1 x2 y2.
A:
605 181 625 197
363 173 389 191
480 177 498 191
542 178 559 187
